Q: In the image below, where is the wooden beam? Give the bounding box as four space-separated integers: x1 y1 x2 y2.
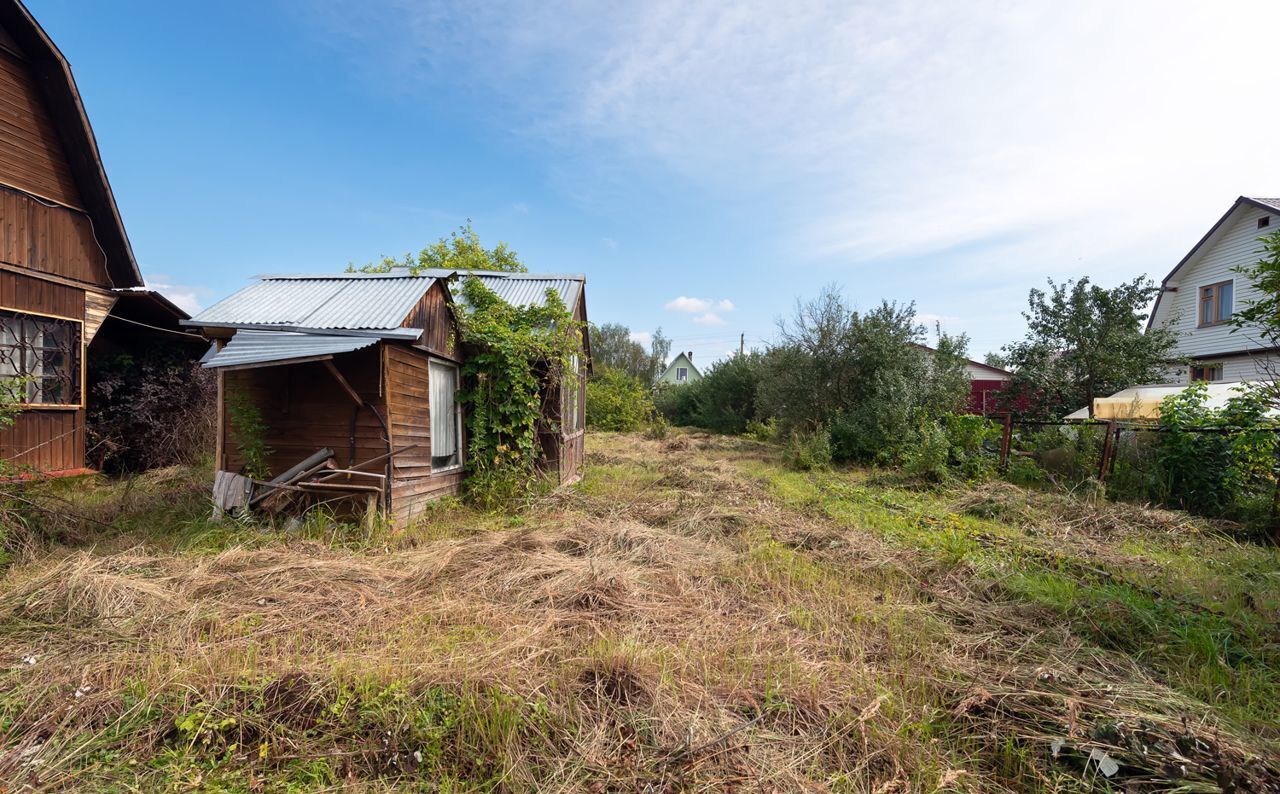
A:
324 359 363 406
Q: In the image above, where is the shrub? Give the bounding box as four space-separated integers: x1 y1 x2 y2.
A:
654 354 764 434
87 345 215 473
903 414 999 483
783 428 832 471
586 368 655 432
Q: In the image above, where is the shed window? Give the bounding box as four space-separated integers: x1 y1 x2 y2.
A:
1198 280 1233 327
429 360 461 470
676 367 688 382
1190 363 1223 382
0 310 81 406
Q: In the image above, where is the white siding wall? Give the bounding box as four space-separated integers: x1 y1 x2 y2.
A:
963 361 1009 380
1154 203 1280 381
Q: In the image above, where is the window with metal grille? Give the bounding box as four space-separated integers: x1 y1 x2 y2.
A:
0 310 81 406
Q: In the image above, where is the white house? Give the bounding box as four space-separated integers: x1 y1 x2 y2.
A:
1148 196 1280 384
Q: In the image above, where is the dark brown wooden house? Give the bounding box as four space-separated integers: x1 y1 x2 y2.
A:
185 270 589 523
0 0 196 474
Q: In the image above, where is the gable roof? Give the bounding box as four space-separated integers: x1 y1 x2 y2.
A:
185 273 437 339
0 0 141 287
1147 196 1279 329
660 351 701 380
403 268 586 311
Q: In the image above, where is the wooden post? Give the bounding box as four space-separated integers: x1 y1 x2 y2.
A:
999 413 1013 472
1098 421 1116 483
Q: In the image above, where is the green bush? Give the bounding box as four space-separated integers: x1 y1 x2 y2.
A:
903 414 999 482
783 428 832 471
654 354 763 434
586 368 656 432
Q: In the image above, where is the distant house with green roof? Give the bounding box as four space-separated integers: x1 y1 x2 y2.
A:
657 351 701 386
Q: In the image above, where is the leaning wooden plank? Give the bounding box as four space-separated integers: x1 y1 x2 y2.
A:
343 444 423 474
312 469 387 484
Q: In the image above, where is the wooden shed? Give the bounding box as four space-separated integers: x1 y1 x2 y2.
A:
185 270 589 523
0 0 202 474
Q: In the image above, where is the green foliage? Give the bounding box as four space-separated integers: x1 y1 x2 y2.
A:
1231 228 1280 408
757 288 971 464
351 219 526 274
224 385 272 480
585 367 656 431
999 276 1179 418
904 415 1000 482
589 323 670 385
783 427 832 471
655 353 764 434
1153 382 1277 521
455 277 581 508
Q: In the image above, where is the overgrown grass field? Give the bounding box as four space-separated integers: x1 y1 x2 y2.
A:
1 432 1277 791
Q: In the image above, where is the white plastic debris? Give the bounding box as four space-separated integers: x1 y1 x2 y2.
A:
1050 738 1065 758
1089 748 1119 777
21 655 37 666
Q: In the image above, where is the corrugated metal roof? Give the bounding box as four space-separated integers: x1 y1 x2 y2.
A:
202 331 378 369
404 268 584 310
189 276 436 330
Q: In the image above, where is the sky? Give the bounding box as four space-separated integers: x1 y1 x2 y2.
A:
28 0 1280 366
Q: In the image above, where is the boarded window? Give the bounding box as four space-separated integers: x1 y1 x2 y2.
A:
0 310 81 406
429 359 460 470
1198 281 1233 327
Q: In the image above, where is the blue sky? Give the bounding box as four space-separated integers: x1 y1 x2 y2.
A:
29 0 1280 365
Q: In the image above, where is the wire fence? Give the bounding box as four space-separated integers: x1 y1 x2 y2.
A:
994 415 1280 534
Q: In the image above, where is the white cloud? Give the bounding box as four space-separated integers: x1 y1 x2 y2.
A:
664 295 735 314
303 0 1280 281
145 275 207 314
629 330 652 345
693 312 726 326
665 296 711 313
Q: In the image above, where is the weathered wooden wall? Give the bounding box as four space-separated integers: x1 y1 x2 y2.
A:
0 188 108 284
0 268 85 471
400 280 458 360
384 343 462 522
0 50 80 207
221 347 389 477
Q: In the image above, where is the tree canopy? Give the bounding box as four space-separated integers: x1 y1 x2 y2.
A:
1230 228 1280 405
999 276 1179 418
351 220 525 275
589 323 671 386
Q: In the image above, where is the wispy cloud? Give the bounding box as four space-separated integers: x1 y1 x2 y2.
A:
629 330 652 345
301 0 1280 278
145 275 209 314
693 312 726 326
664 295 735 314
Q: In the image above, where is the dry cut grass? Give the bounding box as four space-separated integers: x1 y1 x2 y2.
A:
0 431 1277 792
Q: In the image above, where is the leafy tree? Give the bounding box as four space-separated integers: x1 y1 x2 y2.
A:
352 219 525 274
648 327 672 383
586 368 656 431
589 322 667 385
755 286 970 463
655 353 764 433
1231 228 1280 406
999 277 1179 418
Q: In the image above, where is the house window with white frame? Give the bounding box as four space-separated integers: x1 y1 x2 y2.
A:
429 359 461 470
676 367 688 382
0 310 81 406
1198 280 1233 327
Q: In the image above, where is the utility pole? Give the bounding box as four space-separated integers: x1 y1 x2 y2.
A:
739 332 745 357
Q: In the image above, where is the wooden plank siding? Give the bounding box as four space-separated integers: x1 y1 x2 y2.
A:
383 343 462 522
220 347 390 478
0 50 81 208
0 187 108 284
400 279 459 360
